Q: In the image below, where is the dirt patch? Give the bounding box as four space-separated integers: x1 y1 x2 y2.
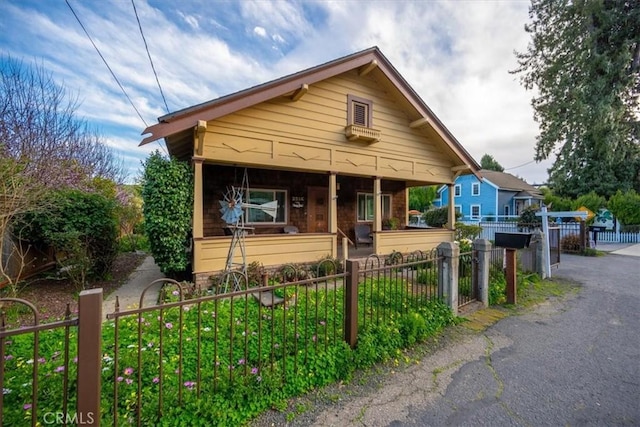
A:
1 252 146 323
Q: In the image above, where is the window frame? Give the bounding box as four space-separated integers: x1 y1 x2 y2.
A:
347 95 373 128
470 204 481 219
356 192 392 222
454 185 461 197
244 188 287 225
471 182 480 196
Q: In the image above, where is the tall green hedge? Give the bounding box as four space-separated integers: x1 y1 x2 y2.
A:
141 151 193 276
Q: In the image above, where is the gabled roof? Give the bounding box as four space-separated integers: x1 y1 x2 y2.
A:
480 170 542 197
140 47 480 175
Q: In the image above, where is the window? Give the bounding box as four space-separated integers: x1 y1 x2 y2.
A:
357 193 391 222
504 205 510 216
347 95 373 127
471 205 481 219
455 205 462 214
245 189 286 224
454 185 461 197
471 182 480 196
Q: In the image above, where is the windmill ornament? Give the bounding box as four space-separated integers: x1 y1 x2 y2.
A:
218 182 278 292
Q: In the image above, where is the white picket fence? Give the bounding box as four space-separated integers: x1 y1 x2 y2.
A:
462 221 640 244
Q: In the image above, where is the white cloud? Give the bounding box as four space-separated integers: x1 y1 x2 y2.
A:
0 0 551 184
253 26 267 38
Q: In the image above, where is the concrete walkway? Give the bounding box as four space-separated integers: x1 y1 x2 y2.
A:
102 254 165 319
593 242 640 257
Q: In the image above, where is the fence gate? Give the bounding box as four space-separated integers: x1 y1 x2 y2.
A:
458 251 478 308
549 227 560 267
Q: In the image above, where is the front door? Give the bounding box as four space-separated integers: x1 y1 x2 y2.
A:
307 187 328 233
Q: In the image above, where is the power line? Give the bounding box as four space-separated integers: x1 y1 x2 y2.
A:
505 159 536 170
65 0 149 127
131 0 170 114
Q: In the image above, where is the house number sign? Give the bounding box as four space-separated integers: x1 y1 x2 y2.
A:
292 196 305 208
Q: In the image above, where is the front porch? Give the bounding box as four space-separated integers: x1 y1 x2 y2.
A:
191 164 458 285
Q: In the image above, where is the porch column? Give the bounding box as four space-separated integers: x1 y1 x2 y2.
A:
329 172 338 257
373 177 382 232
447 183 455 229
192 157 204 239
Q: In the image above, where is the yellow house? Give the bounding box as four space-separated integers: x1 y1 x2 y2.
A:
141 47 480 285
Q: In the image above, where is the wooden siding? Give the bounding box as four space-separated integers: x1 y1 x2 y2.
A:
193 234 336 274
376 229 453 254
201 70 455 184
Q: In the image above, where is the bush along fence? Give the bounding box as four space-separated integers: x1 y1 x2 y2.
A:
1 240 498 426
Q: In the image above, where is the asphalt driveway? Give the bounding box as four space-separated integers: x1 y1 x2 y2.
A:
251 251 639 426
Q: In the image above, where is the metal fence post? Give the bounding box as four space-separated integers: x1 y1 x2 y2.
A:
472 239 491 307
344 259 359 348
437 242 459 315
77 289 102 426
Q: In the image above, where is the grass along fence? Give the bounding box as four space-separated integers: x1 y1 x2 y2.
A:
1 250 460 426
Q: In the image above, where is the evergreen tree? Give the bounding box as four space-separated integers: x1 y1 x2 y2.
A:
513 0 640 198
480 154 505 172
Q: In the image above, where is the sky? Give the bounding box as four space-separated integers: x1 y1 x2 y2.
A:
0 0 555 185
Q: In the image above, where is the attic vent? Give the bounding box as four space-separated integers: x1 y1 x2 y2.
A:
353 102 368 126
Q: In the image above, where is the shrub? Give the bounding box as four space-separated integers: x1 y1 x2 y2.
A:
141 151 193 277
17 189 118 288
608 189 640 226
423 207 461 227
561 234 582 252
455 222 482 241
517 205 541 230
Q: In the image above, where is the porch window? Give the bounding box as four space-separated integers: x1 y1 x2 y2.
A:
245 189 286 224
471 182 480 196
471 204 481 219
357 192 391 222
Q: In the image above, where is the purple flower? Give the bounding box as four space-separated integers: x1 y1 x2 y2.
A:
117 376 124 382
183 381 196 390
4 355 13 361
251 367 258 375
55 366 65 373
73 357 78 364
312 335 317 342
23 403 32 410
165 322 173 329
319 321 326 326
172 290 179 296
37 358 46 364
152 377 160 384
124 367 133 376
238 359 245 365
125 379 133 385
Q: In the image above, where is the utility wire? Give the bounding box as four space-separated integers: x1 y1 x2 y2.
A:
131 0 170 114
505 159 536 170
65 0 149 127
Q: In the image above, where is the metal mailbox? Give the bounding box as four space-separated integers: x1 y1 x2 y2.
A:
495 232 532 249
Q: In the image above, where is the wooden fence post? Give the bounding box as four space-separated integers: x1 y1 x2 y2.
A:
344 260 359 348
77 289 102 426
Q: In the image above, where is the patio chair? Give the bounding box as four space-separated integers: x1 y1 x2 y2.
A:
354 224 373 249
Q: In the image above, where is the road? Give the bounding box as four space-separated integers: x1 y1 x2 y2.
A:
400 252 640 426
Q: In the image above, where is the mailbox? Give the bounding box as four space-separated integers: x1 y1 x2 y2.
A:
495 232 532 249
588 226 607 232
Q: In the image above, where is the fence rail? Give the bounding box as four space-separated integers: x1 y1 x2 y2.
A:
1 245 484 426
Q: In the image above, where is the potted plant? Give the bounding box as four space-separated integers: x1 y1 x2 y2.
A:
382 217 400 230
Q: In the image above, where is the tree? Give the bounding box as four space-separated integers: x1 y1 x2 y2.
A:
513 0 640 199
0 57 124 292
608 189 640 225
408 186 437 211
480 154 505 172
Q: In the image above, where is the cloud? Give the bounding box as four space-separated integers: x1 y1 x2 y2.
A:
253 26 267 38
0 0 550 184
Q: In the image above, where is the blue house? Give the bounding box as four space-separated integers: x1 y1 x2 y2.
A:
434 169 543 221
